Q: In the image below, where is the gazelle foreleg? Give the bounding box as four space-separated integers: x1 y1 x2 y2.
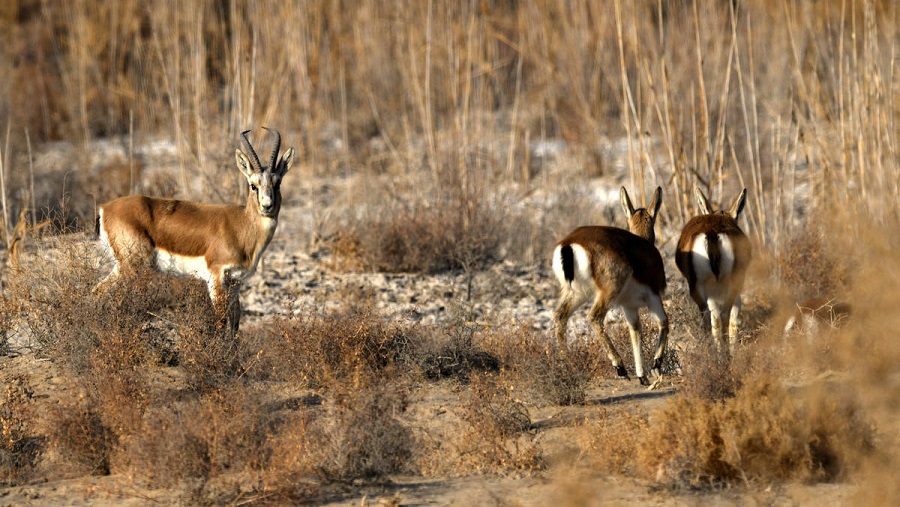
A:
207 274 242 338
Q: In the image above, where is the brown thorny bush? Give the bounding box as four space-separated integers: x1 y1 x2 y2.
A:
0 376 41 486
583 375 874 489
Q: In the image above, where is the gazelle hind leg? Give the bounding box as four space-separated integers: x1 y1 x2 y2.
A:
647 294 669 374
727 295 742 357
708 299 726 357
588 293 627 379
621 305 647 385
554 287 587 355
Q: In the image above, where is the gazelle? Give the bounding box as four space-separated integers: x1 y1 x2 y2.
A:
675 186 752 357
95 127 294 335
551 186 669 386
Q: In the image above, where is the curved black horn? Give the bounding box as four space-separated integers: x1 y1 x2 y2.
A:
262 127 281 172
240 129 263 171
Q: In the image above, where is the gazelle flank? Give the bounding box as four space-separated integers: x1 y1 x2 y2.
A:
675 186 752 357
95 127 295 336
552 186 669 387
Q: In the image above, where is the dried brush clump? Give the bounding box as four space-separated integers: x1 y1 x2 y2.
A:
484 324 597 406
124 384 275 503
580 406 650 476
640 376 874 490
0 377 41 486
315 380 414 480
453 373 543 475
247 306 418 389
777 219 853 302
340 199 501 274
47 395 117 477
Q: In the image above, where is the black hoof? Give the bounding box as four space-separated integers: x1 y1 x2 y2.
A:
615 364 629 379
638 376 650 386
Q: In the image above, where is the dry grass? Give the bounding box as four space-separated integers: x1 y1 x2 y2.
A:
0 376 41 486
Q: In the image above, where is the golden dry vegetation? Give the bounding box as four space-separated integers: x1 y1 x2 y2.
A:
0 0 898 505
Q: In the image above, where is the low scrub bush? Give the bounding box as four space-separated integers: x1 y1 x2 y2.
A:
337 197 501 274
247 306 418 389
484 324 596 406
453 373 543 475
0 377 42 485
642 376 874 489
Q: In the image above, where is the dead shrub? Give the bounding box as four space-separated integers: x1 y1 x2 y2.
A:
776 219 853 301
679 343 741 402
484 324 596 406
340 198 501 274
174 300 244 393
581 406 650 475
247 307 417 389
418 312 500 382
48 396 117 476
454 373 542 475
316 380 414 479
0 377 42 486
639 375 875 489
125 384 275 502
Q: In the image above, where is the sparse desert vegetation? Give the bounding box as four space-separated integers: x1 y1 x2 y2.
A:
0 0 898 505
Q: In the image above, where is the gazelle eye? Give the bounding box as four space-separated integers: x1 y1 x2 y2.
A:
250 184 258 192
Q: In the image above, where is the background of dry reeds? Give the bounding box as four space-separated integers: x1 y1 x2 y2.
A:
0 0 896 253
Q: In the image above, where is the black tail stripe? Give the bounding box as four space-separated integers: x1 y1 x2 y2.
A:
561 245 575 282
706 232 721 279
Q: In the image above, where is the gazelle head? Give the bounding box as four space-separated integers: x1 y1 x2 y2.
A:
694 185 747 220
620 186 662 244
235 127 295 218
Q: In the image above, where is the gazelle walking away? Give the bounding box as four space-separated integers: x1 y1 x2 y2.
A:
675 186 752 357
95 127 294 336
551 187 669 387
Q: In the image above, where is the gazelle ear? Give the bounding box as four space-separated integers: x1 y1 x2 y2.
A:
236 149 254 179
277 147 295 177
620 187 636 218
695 186 713 215
649 186 663 219
729 188 747 220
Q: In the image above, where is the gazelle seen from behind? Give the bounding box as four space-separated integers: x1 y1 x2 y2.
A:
675 186 752 357
552 187 669 387
96 127 294 336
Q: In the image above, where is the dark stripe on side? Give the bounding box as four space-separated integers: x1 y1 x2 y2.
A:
561 244 575 283
706 232 721 279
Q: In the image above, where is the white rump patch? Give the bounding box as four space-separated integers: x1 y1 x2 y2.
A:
552 243 593 296
691 233 737 305
691 234 736 282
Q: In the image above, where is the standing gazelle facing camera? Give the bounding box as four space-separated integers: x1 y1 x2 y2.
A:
552 187 669 387
676 186 752 357
95 127 294 336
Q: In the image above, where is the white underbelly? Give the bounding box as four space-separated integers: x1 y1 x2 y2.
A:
155 249 212 282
